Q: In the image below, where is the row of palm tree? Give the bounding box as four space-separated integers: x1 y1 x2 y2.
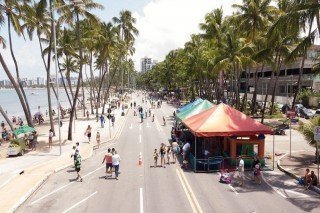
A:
0 0 138 140
137 0 320 123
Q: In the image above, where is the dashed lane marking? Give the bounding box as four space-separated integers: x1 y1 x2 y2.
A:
62 191 97 213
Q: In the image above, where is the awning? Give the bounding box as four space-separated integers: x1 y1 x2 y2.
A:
183 103 272 137
177 98 203 113
177 100 213 121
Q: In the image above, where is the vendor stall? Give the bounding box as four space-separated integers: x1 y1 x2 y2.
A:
183 103 272 172
177 100 213 121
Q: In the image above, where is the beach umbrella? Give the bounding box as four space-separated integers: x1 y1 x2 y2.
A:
13 125 36 135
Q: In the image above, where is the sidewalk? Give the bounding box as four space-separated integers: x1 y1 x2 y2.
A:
0 105 129 212
278 150 320 193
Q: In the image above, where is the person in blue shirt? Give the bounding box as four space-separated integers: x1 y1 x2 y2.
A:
100 115 105 128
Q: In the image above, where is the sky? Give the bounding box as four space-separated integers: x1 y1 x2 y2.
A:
0 0 243 80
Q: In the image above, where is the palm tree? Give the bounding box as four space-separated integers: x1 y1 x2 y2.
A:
299 117 320 162
0 0 33 126
57 0 103 140
112 10 139 94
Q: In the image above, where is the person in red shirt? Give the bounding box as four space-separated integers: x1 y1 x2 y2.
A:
102 148 113 179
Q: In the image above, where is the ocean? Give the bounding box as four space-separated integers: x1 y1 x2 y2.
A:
0 88 71 121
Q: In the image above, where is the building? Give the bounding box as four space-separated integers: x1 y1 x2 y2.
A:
140 57 157 73
37 77 45 86
240 45 320 101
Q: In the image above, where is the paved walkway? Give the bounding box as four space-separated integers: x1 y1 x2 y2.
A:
0 104 129 212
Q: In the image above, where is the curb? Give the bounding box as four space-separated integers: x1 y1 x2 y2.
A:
277 154 320 194
9 173 51 213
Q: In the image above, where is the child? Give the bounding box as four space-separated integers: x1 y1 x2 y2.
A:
167 146 172 164
153 149 159 167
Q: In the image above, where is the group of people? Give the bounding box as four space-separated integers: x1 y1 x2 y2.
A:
102 148 121 180
23 131 38 151
152 143 180 168
303 168 318 190
12 116 23 126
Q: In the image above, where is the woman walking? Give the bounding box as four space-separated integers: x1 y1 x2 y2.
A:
85 125 92 143
167 146 172 164
159 143 166 167
32 131 38 151
48 129 53 148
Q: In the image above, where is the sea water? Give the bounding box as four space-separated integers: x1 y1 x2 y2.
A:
0 88 71 121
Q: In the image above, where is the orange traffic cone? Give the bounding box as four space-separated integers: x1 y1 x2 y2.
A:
138 152 143 165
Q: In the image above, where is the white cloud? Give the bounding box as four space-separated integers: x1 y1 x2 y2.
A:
133 0 243 71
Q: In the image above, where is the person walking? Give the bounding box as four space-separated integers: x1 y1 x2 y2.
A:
100 115 105 128
167 146 172 164
253 161 262 184
112 151 121 180
111 116 115 126
85 125 92 143
86 110 90 120
237 157 245 186
152 114 154 122
159 143 166 167
172 141 179 163
153 149 159 167
48 129 53 149
96 131 101 148
102 148 113 179
163 116 166 126
74 150 83 182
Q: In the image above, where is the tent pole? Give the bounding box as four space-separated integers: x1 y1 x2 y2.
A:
195 136 197 172
273 134 275 171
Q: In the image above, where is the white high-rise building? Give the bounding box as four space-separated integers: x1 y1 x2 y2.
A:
140 57 157 73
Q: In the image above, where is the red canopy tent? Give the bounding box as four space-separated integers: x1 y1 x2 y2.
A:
182 103 273 172
183 103 272 137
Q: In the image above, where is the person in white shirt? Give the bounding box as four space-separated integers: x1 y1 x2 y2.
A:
112 151 121 180
182 142 190 161
238 157 245 186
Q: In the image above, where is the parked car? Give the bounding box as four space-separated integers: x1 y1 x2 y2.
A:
297 107 314 119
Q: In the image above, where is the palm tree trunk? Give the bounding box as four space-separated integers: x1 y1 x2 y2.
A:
7 14 32 125
270 70 281 115
251 65 264 115
58 62 72 107
0 105 14 131
241 67 250 112
0 53 33 126
68 12 83 140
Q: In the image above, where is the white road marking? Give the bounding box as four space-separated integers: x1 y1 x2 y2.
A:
176 169 197 213
285 189 310 198
140 188 143 213
62 191 97 213
31 165 104 205
228 184 239 195
139 134 142 143
129 123 133 129
146 122 150 128
139 124 142 131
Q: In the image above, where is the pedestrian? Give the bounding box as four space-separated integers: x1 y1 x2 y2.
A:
307 171 318 190
159 143 166 167
237 157 245 186
163 116 166 126
130 102 133 108
96 131 101 148
84 125 92 142
303 168 311 187
172 141 179 163
111 116 115 126
252 155 260 180
134 101 136 108
102 148 113 178
111 148 116 155
152 114 154 122
48 129 53 148
1 121 4 129
86 110 90 120
182 142 190 161
167 146 172 164
153 149 159 167
74 150 83 182
253 161 262 184
32 131 38 151
112 151 121 180
100 115 105 128
148 109 151 117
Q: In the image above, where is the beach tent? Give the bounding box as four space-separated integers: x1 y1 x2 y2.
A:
183 103 272 137
177 100 213 121
177 98 203 113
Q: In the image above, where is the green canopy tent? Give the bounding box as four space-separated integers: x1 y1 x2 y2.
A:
13 125 36 136
177 100 214 121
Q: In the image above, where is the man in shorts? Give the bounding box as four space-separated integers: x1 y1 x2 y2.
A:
102 148 113 179
74 150 83 182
